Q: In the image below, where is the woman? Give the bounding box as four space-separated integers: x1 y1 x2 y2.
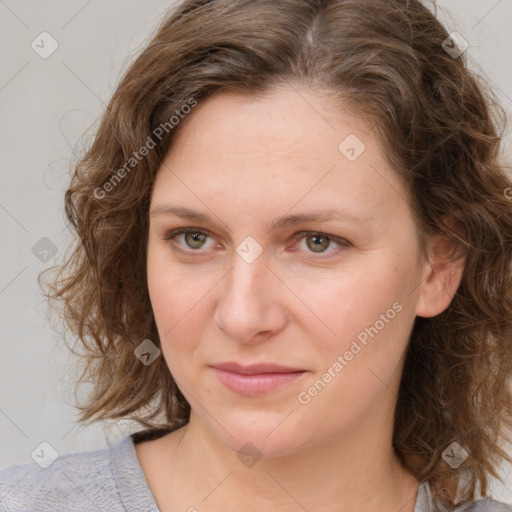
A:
1 0 512 511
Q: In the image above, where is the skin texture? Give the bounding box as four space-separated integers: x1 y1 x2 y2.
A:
139 83 465 512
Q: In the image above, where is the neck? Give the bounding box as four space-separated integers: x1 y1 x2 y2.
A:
159 410 419 512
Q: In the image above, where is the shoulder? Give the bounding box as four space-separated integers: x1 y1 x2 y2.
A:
455 497 512 512
416 481 512 512
0 439 125 512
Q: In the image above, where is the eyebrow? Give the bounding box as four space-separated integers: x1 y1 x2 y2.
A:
149 204 372 231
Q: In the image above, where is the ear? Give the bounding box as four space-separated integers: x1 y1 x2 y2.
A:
415 216 467 318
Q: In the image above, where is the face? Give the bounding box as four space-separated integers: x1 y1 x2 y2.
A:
146 84 429 459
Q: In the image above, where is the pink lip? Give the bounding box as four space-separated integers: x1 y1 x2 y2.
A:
210 362 307 395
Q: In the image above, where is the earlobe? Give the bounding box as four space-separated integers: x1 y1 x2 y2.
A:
415 219 467 319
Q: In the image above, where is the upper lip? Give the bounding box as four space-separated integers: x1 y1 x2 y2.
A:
211 362 306 374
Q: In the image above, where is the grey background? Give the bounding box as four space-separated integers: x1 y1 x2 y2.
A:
1 0 511 502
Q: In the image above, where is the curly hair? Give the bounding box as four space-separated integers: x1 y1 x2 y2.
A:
40 0 512 509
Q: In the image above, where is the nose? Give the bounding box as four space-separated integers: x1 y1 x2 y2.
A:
213 250 287 344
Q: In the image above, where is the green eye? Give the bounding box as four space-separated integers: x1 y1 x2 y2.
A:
163 227 214 250
162 227 350 259
182 231 209 249
304 234 333 253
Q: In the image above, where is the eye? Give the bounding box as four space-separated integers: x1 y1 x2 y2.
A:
162 227 350 258
293 231 349 258
163 227 216 251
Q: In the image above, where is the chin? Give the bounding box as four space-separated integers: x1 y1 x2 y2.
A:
204 409 313 460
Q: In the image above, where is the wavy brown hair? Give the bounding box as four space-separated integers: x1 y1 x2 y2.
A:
41 0 512 509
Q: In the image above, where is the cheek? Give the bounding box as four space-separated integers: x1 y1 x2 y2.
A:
147 269 209 386
294 271 414 423
296 259 416 401
297 261 408 343
147 237 213 324
146 248 211 355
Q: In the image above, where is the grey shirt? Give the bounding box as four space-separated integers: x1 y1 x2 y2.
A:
1 432 511 511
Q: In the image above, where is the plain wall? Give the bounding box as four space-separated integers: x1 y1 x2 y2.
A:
1 0 511 502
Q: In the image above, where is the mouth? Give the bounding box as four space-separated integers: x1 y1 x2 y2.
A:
210 362 307 396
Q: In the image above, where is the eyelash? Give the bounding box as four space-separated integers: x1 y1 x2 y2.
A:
161 227 351 259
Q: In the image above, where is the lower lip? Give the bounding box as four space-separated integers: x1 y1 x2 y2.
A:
212 368 306 395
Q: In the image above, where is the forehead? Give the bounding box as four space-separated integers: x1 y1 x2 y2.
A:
168 85 374 162
151 85 408 220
